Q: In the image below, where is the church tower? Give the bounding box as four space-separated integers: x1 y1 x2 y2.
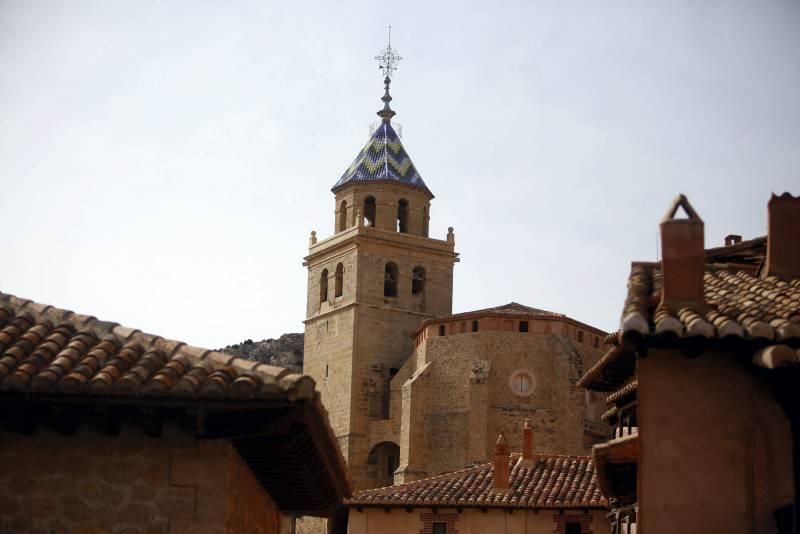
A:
303 42 459 490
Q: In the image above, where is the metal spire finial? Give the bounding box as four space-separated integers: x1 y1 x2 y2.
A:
375 26 402 123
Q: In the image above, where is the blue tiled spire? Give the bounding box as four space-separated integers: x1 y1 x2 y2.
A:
331 120 432 197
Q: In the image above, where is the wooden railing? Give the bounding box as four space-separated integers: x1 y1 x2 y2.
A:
609 503 638 534
614 400 638 439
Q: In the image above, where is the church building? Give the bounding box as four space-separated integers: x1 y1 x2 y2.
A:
302 41 610 494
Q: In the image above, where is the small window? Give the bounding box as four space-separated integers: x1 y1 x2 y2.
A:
364 196 376 227
519 321 529 333
565 522 581 534
510 369 536 397
438 325 446 336
397 198 409 233
433 523 447 534
472 321 479 332
594 336 599 348
384 263 398 297
578 330 584 343
338 200 348 232
325 364 329 378
319 269 329 305
335 263 344 297
422 206 429 237
412 266 425 295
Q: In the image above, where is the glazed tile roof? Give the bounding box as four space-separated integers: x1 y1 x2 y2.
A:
0 291 315 401
347 454 606 509
331 121 432 196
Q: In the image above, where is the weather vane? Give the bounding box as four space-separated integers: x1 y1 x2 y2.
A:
375 25 402 78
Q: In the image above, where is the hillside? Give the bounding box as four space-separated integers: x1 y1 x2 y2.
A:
219 333 304 374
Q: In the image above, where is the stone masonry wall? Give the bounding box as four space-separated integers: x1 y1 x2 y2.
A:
393 328 603 478
0 424 283 534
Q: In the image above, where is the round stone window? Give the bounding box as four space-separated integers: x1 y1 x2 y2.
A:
509 369 536 397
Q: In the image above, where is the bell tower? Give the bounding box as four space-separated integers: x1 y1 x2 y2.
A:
302 39 459 490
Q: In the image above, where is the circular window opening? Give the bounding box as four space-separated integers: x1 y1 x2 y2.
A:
509 369 536 397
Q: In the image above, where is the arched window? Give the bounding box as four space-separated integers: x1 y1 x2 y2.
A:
384 262 398 297
367 441 400 487
335 263 344 297
364 196 376 227
412 266 425 295
338 201 348 232
397 199 409 233
319 269 329 305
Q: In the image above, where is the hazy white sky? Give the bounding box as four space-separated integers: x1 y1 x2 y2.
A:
1 1 798 349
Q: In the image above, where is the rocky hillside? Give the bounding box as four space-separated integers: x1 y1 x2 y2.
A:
219 333 304 374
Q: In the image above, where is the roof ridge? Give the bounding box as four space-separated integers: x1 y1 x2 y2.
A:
352 453 595 496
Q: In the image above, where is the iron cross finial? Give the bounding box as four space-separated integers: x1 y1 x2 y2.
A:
375 26 402 78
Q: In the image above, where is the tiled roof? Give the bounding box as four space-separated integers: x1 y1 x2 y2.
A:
580 257 800 391
0 292 314 401
347 454 606 509
413 302 606 338
331 121 432 196
461 302 564 318
0 291 353 513
620 264 800 341
577 343 634 391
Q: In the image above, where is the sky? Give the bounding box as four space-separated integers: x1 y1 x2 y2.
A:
1 1 798 349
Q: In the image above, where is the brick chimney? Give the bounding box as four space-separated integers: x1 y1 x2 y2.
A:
765 193 800 279
492 433 510 491
660 195 706 311
522 419 533 460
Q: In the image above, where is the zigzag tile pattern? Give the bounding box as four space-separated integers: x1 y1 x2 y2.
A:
331 122 430 195
348 455 605 509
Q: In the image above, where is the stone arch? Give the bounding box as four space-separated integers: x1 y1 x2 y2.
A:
338 200 348 232
335 262 344 298
397 198 409 233
367 441 400 487
384 262 398 297
363 196 376 227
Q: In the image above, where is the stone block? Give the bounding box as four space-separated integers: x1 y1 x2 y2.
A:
155 486 196 519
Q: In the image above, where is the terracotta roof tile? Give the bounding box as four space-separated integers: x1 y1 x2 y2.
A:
619 265 800 342
413 302 607 338
581 249 800 391
0 291 315 402
347 455 606 509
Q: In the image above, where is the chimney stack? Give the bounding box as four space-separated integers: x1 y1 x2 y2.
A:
765 193 800 279
660 195 706 312
522 419 533 460
492 433 510 491
724 234 742 246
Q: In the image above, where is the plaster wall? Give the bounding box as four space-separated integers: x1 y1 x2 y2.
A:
347 508 609 534
638 349 793 534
